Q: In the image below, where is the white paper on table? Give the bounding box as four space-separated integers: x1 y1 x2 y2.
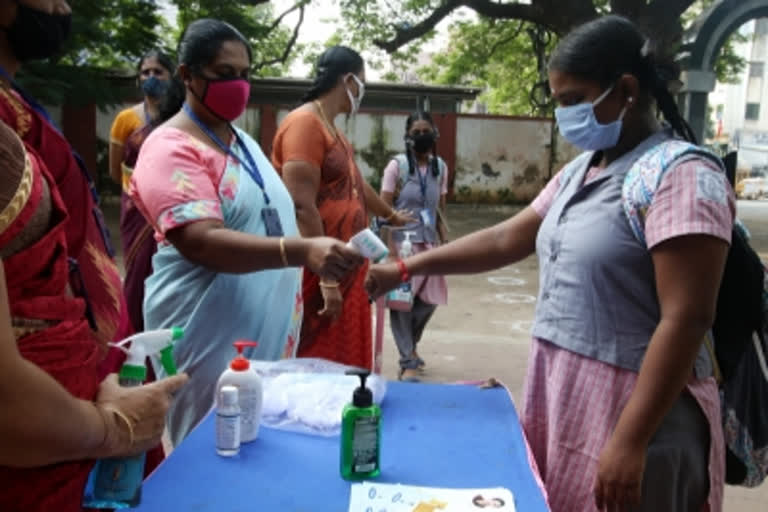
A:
348 482 516 512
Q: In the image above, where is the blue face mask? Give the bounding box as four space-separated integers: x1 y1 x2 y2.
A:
555 85 627 151
141 76 169 99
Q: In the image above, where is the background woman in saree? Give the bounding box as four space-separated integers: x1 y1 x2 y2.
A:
120 74 185 333
109 50 174 189
272 46 412 370
130 19 362 446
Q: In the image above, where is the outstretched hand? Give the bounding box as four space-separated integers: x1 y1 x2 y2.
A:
305 237 364 282
364 262 402 300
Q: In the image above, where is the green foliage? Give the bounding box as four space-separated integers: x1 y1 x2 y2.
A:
420 19 556 116
342 0 747 115
16 0 304 107
172 0 305 77
18 0 167 106
683 0 747 84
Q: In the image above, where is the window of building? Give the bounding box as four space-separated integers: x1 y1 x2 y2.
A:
746 102 761 121
756 19 768 37
750 62 765 77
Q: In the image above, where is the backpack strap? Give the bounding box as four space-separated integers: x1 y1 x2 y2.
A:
621 139 726 382
621 140 724 246
392 154 446 198
392 154 410 192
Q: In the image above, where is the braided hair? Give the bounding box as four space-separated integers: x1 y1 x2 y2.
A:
548 15 697 144
405 111 440 177
302 46 364 103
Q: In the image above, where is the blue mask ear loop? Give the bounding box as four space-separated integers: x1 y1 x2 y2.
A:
593 84 630 123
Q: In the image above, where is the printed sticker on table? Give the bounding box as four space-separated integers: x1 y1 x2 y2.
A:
348 482 515 512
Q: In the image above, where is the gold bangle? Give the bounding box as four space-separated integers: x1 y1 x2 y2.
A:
319 280 339 288
94 403 111 451
105 406 135 448
385 211 396 222
279 237 289 267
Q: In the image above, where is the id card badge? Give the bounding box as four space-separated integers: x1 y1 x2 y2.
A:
419 208 434 227
261 207 284 236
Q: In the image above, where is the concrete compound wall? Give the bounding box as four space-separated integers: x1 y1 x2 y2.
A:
90 103 576 203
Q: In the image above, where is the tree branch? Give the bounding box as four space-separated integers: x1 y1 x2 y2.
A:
374 0 464 53
647 0 695 20
469 0 548 24
253 4 306 71
639 0 695 51
374 0 592 54
267 1 306 34
609 0 647 19
484 20 526 61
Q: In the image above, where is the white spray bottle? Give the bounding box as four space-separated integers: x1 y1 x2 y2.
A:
387 231 415 312
216 340 263 443
83 327 184 509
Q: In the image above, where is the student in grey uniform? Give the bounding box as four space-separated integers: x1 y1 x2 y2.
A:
366 15 732 512
379 112 449 381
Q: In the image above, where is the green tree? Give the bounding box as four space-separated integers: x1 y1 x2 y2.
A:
341 0 747 115
19 0 167 106
172 0 309 76
17 0 308 107
419 19 556 115
682 0 747 84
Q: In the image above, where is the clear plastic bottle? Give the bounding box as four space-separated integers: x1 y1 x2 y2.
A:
83 328 183 509
216 386 241 457
387 231 415 312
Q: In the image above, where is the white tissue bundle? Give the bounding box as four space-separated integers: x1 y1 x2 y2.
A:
250 358 386 437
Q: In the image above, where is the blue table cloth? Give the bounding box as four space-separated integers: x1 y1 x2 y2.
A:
135 382 549 511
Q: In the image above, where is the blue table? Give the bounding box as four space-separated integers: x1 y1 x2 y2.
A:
136 382 550 511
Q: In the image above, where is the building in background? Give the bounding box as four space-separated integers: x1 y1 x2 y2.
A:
709 19 768 177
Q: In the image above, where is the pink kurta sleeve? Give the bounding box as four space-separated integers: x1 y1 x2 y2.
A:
129 127 227 240
441 164 448 195
531 170 563 218
645 158 735 249
380 159 400 194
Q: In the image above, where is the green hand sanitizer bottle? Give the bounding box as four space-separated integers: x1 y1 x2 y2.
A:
340 369 381 480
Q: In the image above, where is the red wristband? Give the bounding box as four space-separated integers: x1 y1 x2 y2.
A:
396 259 410 282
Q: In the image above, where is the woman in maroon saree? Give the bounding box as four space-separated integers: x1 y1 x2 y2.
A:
0 1 180 509
116 53 179 332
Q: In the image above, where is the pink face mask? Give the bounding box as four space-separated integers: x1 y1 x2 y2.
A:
200 78 250 121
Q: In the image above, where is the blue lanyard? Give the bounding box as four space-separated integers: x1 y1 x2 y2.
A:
183 103 270 204
413 157 429 202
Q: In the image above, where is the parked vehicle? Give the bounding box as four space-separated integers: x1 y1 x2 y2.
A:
735 177 768 200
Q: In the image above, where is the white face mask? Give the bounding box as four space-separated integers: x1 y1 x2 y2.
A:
345 74 365 116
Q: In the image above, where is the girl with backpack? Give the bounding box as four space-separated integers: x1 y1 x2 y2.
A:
379 112 449 381
366 15 733 512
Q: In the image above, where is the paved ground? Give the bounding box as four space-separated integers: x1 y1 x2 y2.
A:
104 199 768 510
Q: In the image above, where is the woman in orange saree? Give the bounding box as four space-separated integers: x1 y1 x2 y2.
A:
272 46 410 370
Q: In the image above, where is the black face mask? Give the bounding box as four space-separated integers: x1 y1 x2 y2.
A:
410 132 435 154
4 4 72 62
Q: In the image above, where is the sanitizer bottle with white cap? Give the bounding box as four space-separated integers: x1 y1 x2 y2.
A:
216 340 263 443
